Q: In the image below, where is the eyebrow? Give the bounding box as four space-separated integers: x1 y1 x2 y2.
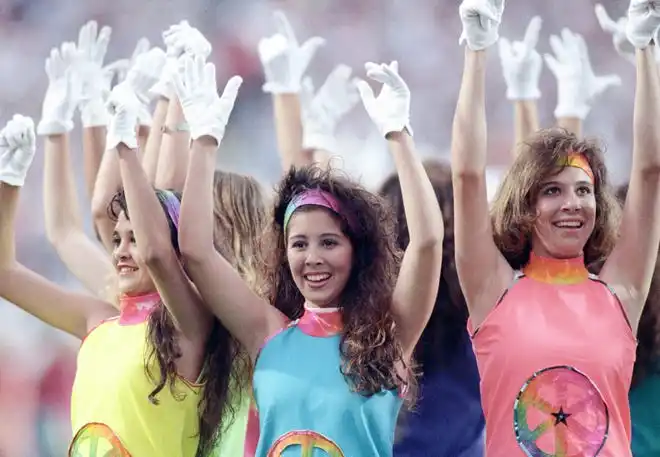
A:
288 232 342 240
541 180 593 187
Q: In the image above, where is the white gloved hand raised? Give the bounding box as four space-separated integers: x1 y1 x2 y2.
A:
498 16 543 100
37 43 80 135
258 11 325 94
105 83 140 150
301 64 360 152
0 114 37 187
459 0 506 51
544 29 621 119
163 20 212 59
173 55 243 145
626 0 660 48
124 47 167 127
356 61 412 138
103 37 151 84
74 20 112 127
594 4 637 64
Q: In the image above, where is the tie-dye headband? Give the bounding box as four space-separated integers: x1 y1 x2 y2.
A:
160 190 180 230
283 188 353 232
557 152 594 183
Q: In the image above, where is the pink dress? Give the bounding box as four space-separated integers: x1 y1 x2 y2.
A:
469 253 636 457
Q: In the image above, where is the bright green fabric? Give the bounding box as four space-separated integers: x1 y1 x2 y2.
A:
629 370 660 457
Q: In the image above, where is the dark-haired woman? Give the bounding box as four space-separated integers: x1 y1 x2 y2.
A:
452 1 660 456
177 55 443 456
381 161 485 457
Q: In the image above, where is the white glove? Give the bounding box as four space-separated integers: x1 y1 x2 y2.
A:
301 64 359 152
258 11 325 94
356 61 412 138
103 37 151 84
498 16 543 100
173 55 242 145
73 21 112 127
162 20 212 59
124 47 167 127
37 43 80 135
627 0 660 48
594 4 637 64
0 115 37 187
544 29 621 119
105 83 140 150
459 0 505 51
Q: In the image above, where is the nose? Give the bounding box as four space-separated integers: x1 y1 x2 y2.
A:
304 248 323 266
113 240 131 263
560 191 582 212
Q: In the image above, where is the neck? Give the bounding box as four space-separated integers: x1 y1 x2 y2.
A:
119 291 160 325
298 302 343 337
523 251 588 285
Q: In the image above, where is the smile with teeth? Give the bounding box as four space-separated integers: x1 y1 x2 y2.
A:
553 221 583 228
304 273 331 283
118 266 138 274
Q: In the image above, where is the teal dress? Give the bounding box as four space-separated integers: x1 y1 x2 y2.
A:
630 362 660 457
252 308 403 456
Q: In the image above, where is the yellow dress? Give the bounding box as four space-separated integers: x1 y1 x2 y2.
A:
69 295 201 457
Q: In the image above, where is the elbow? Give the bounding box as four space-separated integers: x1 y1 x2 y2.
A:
409 236 443 256
178 231 208 267
140 238 177 270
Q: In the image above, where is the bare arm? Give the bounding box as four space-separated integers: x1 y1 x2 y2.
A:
273 94 310 171
116 143 212 342
556 117 582 136
43 133 114 301
180 137 286 358
601 46 660 330
0 183 116 339
513 100 539 158
82 126 106 202
154 97 190 191
141 98 169 184
451 48 513 328
388 132 443 358
91 144 122 252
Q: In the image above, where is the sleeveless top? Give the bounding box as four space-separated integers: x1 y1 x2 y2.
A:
629 362 660 457
469 253 637 457
252 305 403 456
69 293 202 456
394 326 484 457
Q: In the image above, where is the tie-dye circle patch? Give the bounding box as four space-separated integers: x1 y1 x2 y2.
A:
267 430 344 457
68 423 131 457
513 365 608 457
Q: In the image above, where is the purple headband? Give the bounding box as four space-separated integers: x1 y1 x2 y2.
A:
160 190 180 231
283 188 353 232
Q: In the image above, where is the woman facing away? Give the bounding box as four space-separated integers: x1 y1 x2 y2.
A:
380 161 485 457
174 54 444 456
451 0 660 456
616 184 660 457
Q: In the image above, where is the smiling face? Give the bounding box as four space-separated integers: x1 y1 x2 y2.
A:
531 166 597 259
286 207 354 308
112 212 156 296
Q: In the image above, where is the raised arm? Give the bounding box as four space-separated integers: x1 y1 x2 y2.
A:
357 61 443 358
451 0 512 328
258 11 325 171
544 29 621 137
0 115 115 339
601 7 660 329
107 84 212 343
498 16 542 155
175 56 286 358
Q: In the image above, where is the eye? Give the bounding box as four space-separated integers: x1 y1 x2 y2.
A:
543 186 560 196
290 240 306 249
130 235 137 245
111 234 120 247
322 238 338 248
576 186 592 196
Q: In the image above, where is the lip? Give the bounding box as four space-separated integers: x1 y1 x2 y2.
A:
116 263 138 275
552 219 584 229
304 272 331 289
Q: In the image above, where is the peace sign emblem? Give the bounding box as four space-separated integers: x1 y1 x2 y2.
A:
267 430 345 457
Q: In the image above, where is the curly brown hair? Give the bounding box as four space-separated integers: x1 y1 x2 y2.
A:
259 165 416 401
108 189 245 457
490 128 621 270
615 184 660 387
379 160 467 372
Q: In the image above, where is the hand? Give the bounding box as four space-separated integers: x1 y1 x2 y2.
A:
258 11 325 93
37 43 80 135
498 16 543 100
105 83 140 150
459 0 506 51
594 4 636 64
0 115 37 187
163 20 212 59
173 55 242 145
125 47 167 106
356 61 412 138
301 64 360 152
626 0 660 49
103 37 151 84
544 29 621 119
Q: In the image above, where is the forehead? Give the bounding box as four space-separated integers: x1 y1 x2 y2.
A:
287 207 343 237
542 166 593 185
114 211 132 232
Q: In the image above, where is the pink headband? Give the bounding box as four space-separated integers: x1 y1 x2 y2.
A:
283 188 353 231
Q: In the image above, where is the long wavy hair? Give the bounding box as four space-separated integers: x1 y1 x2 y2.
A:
616 184 660 387
259 165 415 401
379 160 467 372
490 128 621 270
108 189 241 457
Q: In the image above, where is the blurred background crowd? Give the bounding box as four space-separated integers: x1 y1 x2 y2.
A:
0 0 640 454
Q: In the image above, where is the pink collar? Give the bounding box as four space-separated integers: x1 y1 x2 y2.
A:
119 292 160 325
297 304 343 337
